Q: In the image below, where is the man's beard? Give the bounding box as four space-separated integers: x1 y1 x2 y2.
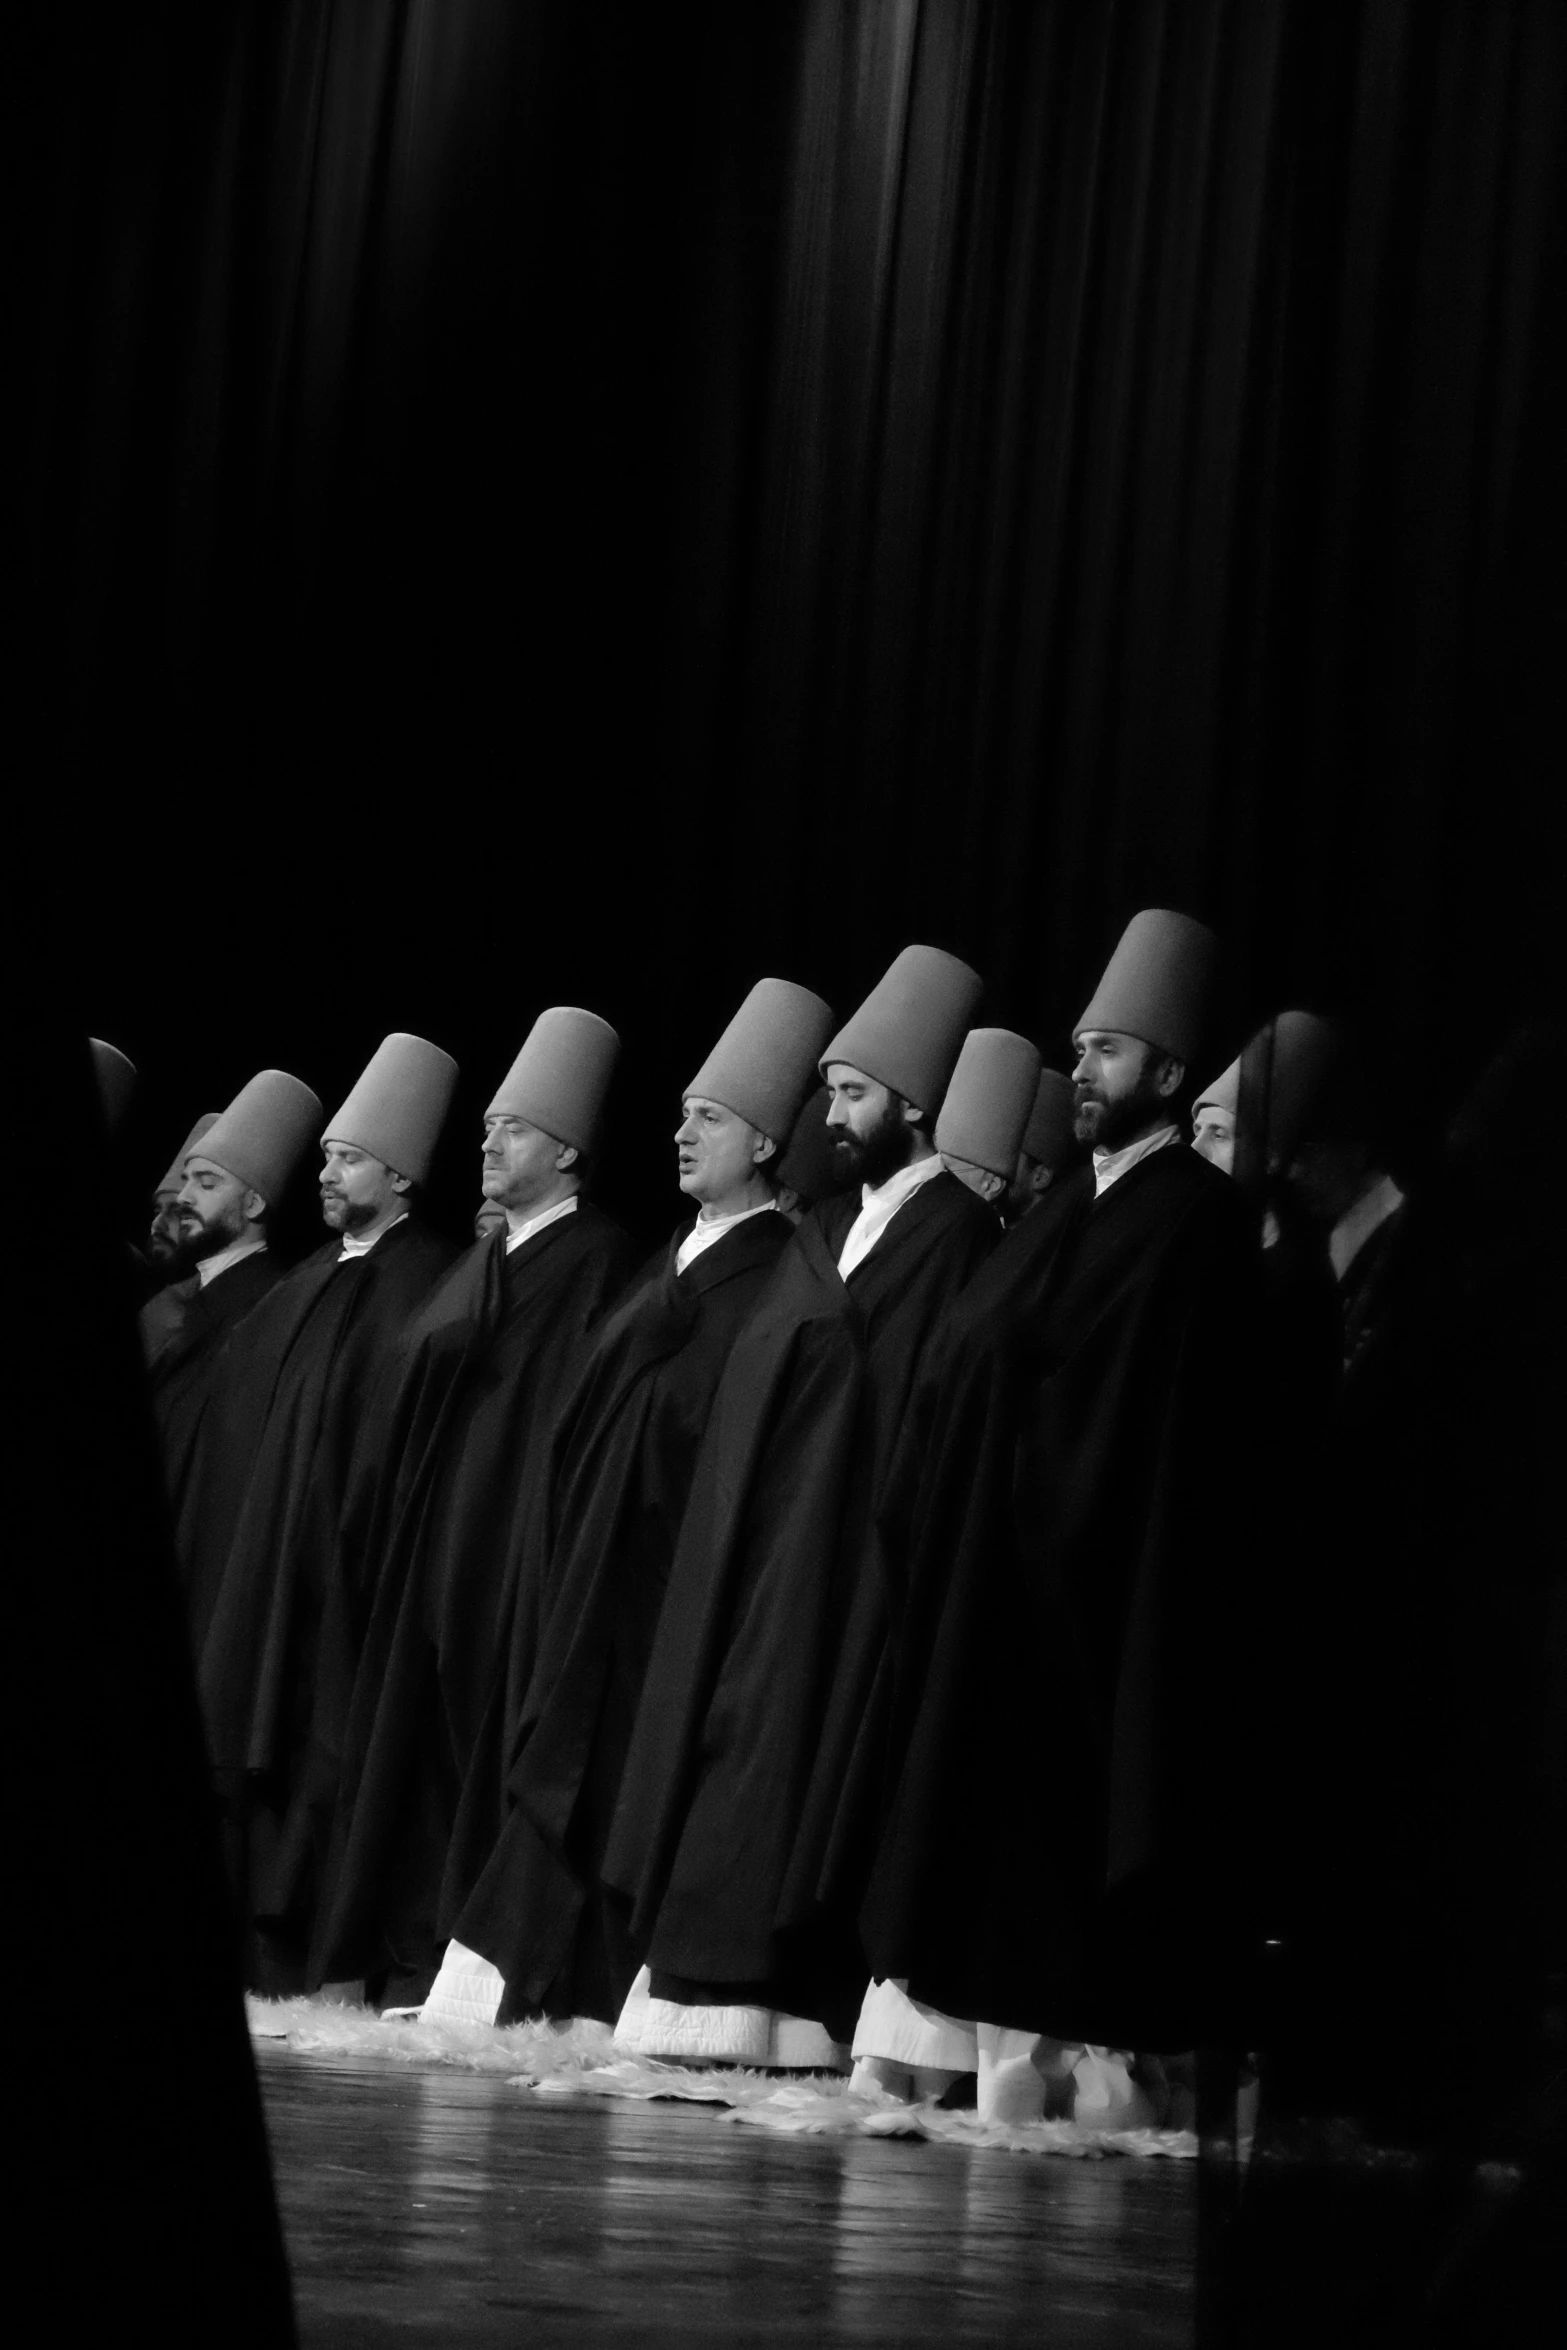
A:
1074 1077 1169 1154
322 1191 380 1233
183 1203 245 1262
834 1098 915 1189
146 1212 198 1277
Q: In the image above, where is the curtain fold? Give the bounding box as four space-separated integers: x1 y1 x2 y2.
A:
12 0 1561 1202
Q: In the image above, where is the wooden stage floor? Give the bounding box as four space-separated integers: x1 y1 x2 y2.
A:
257 2043 1196 2346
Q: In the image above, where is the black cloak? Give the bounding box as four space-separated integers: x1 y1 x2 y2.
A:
311 1202 633 1992
139 1249 286 1644
195 1216 459 1974
601 1167 997 2033
861 1142 1266 2053
451 1206 796 2022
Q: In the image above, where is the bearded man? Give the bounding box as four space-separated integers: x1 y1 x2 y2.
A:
423 978 833 2028
856 912 1267 2118
312 1009 634 2005
195 1036 462 1989
138 1113 219 1363
145 1071 322 1635
146 1114 219 1280
605 946 998 2068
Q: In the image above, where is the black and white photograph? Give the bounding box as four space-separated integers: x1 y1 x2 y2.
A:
9 3 1561 2343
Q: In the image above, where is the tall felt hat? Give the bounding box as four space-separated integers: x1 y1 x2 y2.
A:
486 1007 620 1153
1268 1010 1341 1164
196 1070 323 1206
1194 1058 1240 1119
156 1112 219 1199
935 1029 1043 1178
775 1088 843 1206
685 979 836 1144
1023 1068 1078 1171
1074 909 1218 1066
90 1039 137 1135
818 945 983 1116
1195 1011 1339 1162
323 1032 459 1184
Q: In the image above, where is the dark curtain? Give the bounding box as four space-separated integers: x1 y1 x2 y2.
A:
10 0 1561 1229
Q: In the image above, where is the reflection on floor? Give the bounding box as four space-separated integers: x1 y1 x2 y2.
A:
258 2044 1195 2347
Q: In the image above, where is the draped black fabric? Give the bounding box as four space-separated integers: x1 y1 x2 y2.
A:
313 1207 633 1990
863 1145 1268 2051
603 1172 997 2030
14 1 1560 1241
142 1249 288 1643
452 1208 796 2022
196 1217 458 1970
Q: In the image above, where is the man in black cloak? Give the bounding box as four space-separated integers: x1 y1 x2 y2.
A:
604 946 998 2066
312 1008 633 2004
854 912 1266 2118
422 979 836 2027
141 1069 322 1644
139 1109 219 1361
196 1034 462 1990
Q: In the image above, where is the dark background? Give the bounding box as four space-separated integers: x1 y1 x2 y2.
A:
9 0 1562 1254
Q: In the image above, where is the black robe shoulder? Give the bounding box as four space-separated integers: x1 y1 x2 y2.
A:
863 1142 1268 2050
602 1167 997 2016
312 1201 634 1989
140 1248 287 1641
449 1206 795 2019
194 1218 460 1962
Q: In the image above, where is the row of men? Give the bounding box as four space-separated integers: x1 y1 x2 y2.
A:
97 910 1406 2122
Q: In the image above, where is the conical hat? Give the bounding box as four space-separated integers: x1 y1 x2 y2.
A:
1074 909 1217 1066
685 979 836 1143
486 1008 619 1153
935 1029 1042 1178
1022 1068 1077 1170
775 1088 842 1206
1268 1010 1340 1163
156 1112 219 1199
819 945 982 1116
195 1071 323 1206
324 1032 459 1183
1194 1057 1240 1119
1195 1012 1339 1161
90 1039 137 1135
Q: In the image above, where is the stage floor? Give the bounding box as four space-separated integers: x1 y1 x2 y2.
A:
257 2042 1195 2346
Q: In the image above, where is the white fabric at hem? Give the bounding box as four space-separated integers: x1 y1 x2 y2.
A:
848 1977 1157 2126
852 1976 977 2071
421 1939 506 2028
612 1965 848 2070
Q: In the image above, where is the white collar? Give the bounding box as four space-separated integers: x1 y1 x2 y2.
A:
1329 1171 1405 1282
675 1198 779 1275
1091 1120 1180 1197
860 1151 944 1217
336 1208 409 1264
194 1235 268 1288
836 1150 945 1280
505 1193 580 1253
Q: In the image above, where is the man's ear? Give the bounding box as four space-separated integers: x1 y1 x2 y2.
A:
1154 1056 1186 1101
1030 1164 1055 1196
753 1133 778 1167
391 1170 413 1196
556 1142 581 1172
243 1187 268 1222
977 1167 1007 1204
901 1100 928 1128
